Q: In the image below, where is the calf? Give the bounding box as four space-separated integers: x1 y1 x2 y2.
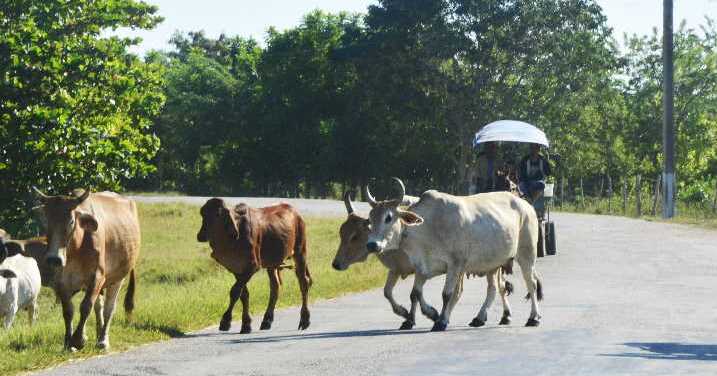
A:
332 191 514 330
197 199 312 333
0 252 41 329
34 187 140 350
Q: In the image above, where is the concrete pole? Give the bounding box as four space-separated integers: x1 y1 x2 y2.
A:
662 0 676 218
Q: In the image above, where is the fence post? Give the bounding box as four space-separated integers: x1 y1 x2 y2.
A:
607 174 613 213
651 176 661 216
622 178 628 215
713 179 717 213
580 177 585 209
636 174 642 216
560 175 566 209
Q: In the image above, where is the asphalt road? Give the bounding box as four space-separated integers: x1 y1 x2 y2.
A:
36 198 717 376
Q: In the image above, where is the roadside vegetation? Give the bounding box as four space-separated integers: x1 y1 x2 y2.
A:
0 203 385 375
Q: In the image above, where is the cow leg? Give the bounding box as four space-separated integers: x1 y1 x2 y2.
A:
498 271 513 325
71 275 105 350
470 269 498 327
261 268 280 330
3 305 17 329
433 264 464 331
518 259 543 327
57 287 75 349
294 259 311 330
97 280 123 350
446 274 464 316
94 292 105 339
382 271 412 330
238 279 252 334
28 295 39 326
410 273 439 324
220 272 253 333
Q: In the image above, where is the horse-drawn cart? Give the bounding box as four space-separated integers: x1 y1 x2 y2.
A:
474 120 557 257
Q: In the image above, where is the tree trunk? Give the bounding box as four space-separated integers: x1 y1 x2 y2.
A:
713 180 717 213
560 175 566 209
636 174 642 216
580 177 585 209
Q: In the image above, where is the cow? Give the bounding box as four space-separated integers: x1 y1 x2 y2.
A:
0 252 42 329
3 237 53 287
365 178 543 331
332 191 515 330
33 187 140 350
197 198 312 333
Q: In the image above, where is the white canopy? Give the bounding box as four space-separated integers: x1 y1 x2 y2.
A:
473 120 549 148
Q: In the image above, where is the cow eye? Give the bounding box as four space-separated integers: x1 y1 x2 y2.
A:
385 214 392 224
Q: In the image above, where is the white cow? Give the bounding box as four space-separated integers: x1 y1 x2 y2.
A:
0 252 41 329
365 178 543 331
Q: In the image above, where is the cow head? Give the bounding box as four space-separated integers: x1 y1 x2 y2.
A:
331 191 371 271
33 187 93 268
366 178 423 254
197 198 237 243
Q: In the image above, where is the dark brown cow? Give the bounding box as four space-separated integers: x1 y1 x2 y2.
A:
34 188 140 351
197 198 311 333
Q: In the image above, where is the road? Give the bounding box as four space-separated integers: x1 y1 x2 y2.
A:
37 198 717 375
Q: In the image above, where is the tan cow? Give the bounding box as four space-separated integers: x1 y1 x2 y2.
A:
34 188 140 351
332 191 515 329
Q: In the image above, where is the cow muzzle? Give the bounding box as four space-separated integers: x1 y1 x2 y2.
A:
366 241 382 253
331 260 346 271
46 255 64 268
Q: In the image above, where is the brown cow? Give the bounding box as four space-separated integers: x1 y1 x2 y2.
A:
197 198 311 333
34 188 140 351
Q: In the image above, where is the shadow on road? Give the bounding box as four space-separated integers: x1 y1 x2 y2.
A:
604 342 717 361
222 325 505 344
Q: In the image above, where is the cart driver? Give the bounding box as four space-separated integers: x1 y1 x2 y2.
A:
518 143 551 200
474 141 505 193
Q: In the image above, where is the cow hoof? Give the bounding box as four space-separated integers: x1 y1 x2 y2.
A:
240 324 252 334
431 321 448 332
499 316 511 325
218 320 231 332
469 318 486 327
398 320 415 330
96 341 110 351
70 335 86 350
298 319 310 331
260 321 272 330
525 318 540 327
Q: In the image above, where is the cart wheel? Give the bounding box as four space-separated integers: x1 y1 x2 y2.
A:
546 221 556 255
537 221 546 257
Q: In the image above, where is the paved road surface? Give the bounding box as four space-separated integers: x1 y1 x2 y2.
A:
37 200 717 375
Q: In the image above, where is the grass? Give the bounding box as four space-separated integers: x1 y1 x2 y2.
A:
0 203 387 375
557 196 717 229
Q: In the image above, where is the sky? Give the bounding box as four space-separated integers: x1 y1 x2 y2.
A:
114 0 717 55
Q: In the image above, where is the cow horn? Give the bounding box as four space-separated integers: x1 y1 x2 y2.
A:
364 185 377 208
32 186 50 202
76 188 91 203
343 191 355 215
391 177 405 204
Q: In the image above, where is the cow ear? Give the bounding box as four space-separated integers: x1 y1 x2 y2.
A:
76 211 99 232
398 210 423 226
0 269 17 278
221 208 238 239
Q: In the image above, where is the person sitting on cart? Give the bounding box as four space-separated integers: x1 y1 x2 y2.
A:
474 141 505 193
518 143 551 200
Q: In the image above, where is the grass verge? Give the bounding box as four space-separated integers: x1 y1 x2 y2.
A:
0 203 386 375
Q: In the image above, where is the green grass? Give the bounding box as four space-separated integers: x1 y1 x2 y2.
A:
0 203 387 375
557 196 717 228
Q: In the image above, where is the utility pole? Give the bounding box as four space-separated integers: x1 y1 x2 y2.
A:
662 0 676 218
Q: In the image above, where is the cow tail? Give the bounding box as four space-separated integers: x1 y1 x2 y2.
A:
504 280 514 296
294 217 312 288
124 269 136 318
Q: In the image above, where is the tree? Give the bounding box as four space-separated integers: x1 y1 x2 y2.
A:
0 1 164 233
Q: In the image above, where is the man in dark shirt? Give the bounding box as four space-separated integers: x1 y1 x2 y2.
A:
518 143 551 200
